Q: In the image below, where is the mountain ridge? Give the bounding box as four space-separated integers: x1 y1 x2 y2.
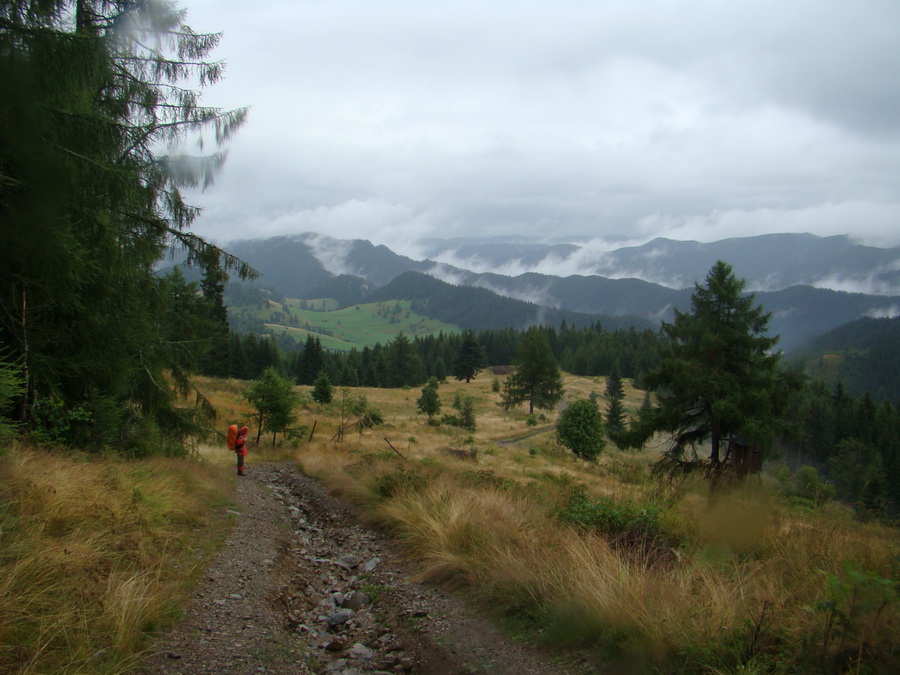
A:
215 232 900 352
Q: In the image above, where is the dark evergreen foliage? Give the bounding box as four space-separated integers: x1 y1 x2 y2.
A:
383 333 426 387
311 371 333 405
0 0 252 452
781 379 900 514
636 261 791 464
452 330 485 383
501 327 564 414
369 271 640 332
604 366 626 447
791 317 900 404
291 335 324 385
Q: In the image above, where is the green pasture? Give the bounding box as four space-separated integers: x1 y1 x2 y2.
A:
239 299 459 351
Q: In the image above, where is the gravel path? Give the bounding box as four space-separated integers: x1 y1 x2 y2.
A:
138 462 577 674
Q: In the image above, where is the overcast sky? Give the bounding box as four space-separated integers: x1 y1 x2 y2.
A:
179 0 900 254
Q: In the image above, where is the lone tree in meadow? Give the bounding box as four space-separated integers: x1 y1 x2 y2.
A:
453 330 485 383
311 371 333 405
501 327 564 414
245 368 299 445
416 377 442 420
634 261 793 468
334 388 384 441
451 390 477 431
556 398 606 461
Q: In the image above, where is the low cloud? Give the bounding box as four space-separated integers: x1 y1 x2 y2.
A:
633 202 900 248
301 233 355 277
424 263 469 287
472 279 559 308
812 275 900 297
866 306 900 319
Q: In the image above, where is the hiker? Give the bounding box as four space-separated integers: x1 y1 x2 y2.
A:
235 425 249 475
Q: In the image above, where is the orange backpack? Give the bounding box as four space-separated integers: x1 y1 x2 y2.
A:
226 424 239 451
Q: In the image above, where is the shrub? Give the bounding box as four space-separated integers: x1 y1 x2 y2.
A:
461 470 514 491
371 468 428 500
556 399 605 460
775 465 836 509
556 485 669 546
311 371 333 404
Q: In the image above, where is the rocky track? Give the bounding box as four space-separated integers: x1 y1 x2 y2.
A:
139 462 576 674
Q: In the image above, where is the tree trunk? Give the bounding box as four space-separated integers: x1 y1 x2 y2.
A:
710 422 721 463
16 284 29 432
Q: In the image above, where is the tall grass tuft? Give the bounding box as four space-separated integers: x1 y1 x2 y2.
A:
0 444 232 673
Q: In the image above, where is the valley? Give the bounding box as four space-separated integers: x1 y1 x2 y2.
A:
217 232 900 353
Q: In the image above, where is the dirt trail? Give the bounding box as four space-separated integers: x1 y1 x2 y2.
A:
139 462 578 674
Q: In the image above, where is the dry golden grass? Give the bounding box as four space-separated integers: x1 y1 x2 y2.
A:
6 371 892 672
294 373 899 672
0 443 233 674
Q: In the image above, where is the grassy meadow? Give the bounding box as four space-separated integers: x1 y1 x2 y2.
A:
281 373 897 674
1 372 896 673
0 444 235 673
231 298 460 351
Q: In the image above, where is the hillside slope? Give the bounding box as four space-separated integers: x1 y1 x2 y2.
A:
791 316 900 402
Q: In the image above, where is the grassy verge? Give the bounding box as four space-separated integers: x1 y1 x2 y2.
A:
0 443 235 674
294 375 898 674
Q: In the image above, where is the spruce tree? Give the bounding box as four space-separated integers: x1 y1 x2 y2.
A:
453 330 484 383
385 332 425 387
198 249 231 377
604 367 626 434
298 335 324 385
245 367 298 445
501 327 564 414
637 261 789 465
311 371 333 405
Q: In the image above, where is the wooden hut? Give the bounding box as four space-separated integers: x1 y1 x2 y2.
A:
727 436 763 476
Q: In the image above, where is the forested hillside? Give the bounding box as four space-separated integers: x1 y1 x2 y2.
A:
210 233 900 352
369 271 654 332
792 317 900 403
451 271 899 351
3 4 898 674
228 234 432 296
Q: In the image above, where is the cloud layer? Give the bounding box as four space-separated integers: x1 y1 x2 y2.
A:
181 0 900 249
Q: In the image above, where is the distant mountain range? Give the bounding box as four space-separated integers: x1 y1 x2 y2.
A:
419 233 900 295
218 232 900 352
